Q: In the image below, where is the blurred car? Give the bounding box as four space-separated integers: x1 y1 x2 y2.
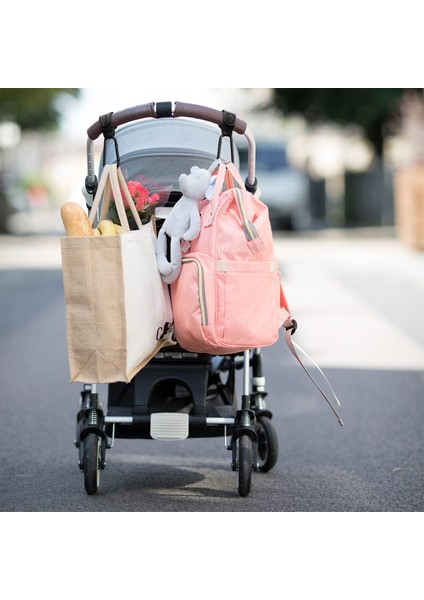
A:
237 140 310 230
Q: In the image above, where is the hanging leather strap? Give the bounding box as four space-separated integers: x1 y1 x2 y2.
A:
283 322 345 427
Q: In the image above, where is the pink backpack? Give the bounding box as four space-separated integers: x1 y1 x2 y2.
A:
170 161 292 354
171 160 344 426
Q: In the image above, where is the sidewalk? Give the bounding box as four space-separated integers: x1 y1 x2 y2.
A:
273 228 424 371
0 234 62 269
1 228 423 372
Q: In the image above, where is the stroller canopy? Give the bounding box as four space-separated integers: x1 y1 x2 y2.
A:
103 117 239 207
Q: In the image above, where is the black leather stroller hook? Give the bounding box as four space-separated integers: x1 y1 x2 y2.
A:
217 110 236 163
99 112 121 168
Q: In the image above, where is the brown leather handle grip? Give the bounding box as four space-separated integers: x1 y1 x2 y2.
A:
87 102 156 140
87 101 247 140
173 102 247 134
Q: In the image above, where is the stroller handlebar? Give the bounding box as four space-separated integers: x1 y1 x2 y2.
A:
173 102 247 134
87 101 247 140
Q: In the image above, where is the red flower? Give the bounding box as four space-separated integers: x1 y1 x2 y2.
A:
123 181 149 209
119 180 161 224
147 193 160 206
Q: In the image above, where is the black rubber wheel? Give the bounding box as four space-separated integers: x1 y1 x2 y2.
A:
238 435 253 497
256 416 279 472
84 433 101 495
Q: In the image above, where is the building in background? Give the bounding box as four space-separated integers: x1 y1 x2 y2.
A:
2 88 424 238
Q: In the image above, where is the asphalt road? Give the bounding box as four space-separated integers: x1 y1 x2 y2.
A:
0 232 423 512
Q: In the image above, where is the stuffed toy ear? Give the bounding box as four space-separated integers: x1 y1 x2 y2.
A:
206 175 217 200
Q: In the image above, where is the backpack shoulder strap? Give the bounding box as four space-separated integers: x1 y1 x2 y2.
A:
283 322 345 427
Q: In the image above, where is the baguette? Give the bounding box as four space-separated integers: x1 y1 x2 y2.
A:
61 202 94 236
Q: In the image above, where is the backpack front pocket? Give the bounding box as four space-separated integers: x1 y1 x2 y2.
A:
216 260 280 348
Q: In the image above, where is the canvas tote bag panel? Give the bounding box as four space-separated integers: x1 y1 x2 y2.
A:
61 164 173 384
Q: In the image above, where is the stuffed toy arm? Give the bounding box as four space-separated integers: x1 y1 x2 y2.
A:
183 205 201 241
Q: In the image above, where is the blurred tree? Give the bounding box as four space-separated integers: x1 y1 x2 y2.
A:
271 88 409 158
0 88 80 130
0 88 80 232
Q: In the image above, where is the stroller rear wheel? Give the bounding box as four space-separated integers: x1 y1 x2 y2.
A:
237 435 253 497
84 433 101 494
256 416 278 473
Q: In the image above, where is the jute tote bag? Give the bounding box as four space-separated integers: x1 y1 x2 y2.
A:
61 164 174 384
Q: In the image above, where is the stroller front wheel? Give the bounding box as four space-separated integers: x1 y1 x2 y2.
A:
237 435 253 497
84 433 101 494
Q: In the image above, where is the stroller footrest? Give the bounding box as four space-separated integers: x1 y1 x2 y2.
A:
150 413 189 441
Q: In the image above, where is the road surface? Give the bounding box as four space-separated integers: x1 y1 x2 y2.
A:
0 230 423 511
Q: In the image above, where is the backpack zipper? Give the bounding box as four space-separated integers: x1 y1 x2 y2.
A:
181 258 208 326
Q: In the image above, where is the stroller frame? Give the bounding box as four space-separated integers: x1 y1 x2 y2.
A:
74 101 278 497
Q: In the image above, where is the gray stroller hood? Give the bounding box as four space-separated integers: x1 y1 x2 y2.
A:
102 117 239 208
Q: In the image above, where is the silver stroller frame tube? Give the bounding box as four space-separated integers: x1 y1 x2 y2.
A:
243 350 251 399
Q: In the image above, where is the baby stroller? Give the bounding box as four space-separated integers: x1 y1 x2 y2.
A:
75 101 280 498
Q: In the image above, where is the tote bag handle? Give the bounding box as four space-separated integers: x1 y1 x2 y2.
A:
89 164 143 231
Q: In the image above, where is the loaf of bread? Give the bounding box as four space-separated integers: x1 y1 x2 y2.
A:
61 202 94 236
